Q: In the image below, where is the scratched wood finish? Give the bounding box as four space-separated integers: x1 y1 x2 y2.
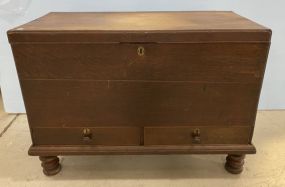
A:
12 43 269 83
21 80 260 127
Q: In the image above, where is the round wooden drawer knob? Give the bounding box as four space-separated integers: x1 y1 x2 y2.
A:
192 128 201 144
82 128 92 141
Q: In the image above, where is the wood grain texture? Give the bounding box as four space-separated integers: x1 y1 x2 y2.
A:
12 43 269 82
21 80 260 127
7 12 272 174
9 12 269 31
7 12 271 43
28 144 256 156
8 31 271 43
32 127 141 146
144 126 252 145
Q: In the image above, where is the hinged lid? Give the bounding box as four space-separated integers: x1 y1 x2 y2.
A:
7 11 271 43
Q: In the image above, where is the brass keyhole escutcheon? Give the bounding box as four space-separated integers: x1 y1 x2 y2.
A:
137 46 145 56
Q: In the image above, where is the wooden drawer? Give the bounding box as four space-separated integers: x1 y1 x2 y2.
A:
12 43 268 83
144 126 252 145
32 127 141 146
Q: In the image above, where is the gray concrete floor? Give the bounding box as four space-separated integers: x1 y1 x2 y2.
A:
0 94 285 186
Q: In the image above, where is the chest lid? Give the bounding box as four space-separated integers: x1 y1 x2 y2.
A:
8 11 271 43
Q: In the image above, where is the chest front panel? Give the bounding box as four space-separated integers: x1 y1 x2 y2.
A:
8 12 271 149
11 42 269 147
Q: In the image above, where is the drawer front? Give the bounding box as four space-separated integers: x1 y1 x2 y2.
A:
12 43 269 83
22 80 259 127
32 127 141 146
144 126 252 145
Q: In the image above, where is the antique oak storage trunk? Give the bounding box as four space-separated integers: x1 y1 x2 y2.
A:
7 11 271 175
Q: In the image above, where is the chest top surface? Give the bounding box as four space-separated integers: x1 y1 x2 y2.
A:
11 11 267 31
7 11 271 43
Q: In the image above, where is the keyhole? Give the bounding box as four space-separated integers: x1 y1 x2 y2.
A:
137 46 145 56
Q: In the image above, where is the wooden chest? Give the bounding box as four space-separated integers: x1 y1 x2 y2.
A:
8 11 271 175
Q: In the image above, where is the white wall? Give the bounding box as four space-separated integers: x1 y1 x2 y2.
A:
0 0 284 113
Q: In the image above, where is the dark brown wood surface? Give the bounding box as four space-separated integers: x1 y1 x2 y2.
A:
12 43 269 83
32 126 250 146
225 154 245 174
28 144 256 156
33 127 141 146
8 12 271 163
21 80 259 127
144 126 251 145
39 156 61 176
8 31 271 43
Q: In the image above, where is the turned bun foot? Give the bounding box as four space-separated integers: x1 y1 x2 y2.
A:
39 156 62 176
225 154 245 174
